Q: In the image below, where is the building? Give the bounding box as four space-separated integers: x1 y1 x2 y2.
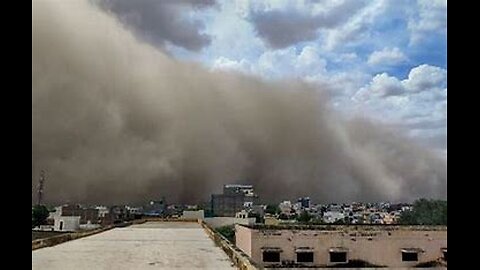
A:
61 204 99 224
297 197 311 209
143 199 166 216
95 206 109 218
204 216 256 228
182 210 205 220
323 210 345 223
212 184 257 217
126 206 143 218
235 224 447 268
211 193 245 217
278 201 293 215
224 184 257 208
223 184 254 196
235 209 249 219
264 215 280 226
250 204 266 217
54 216 80 232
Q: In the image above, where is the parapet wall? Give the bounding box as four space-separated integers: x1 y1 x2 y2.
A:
200 220 258 270
32 219 147 250
32 225 113 250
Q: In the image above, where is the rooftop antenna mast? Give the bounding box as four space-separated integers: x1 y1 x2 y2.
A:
37 170 46 205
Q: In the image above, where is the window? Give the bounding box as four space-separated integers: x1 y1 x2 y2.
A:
330 252 347 263
402 251 418 262
442 248 447 261
297 252 314 263
263 251 280 262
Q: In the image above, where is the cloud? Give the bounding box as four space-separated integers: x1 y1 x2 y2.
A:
350 64 446 151
403 64 446 92
368 47 408 66
354 64 446 101
95 0 216 51
211 57 252 74
247 0 367 49
408 0 447 44
322 0 387 50
358 73 405 98
257 46 327 78
33 0 445 204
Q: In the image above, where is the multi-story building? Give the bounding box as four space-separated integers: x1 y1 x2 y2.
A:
235 224 447 268
211 184 257 217
211 193 245 217
224 184 257 207
61 204 99 224
95 206 109 218
223 184 254 196
279 201 293 215
297 197 311 209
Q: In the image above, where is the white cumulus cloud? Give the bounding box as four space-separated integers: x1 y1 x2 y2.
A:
403 64 446 93
212 57 252 74
367 47 407 66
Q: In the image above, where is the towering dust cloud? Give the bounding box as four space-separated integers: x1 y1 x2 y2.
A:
32 1 446 204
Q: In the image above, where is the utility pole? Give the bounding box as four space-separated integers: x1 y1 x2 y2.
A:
37 170 46 205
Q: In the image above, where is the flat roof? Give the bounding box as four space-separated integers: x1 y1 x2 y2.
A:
32 222 235 270
238 224 447 231
224 184 253 188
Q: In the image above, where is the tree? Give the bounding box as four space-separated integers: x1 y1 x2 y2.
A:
32 205 50 228
216 225 235 243
265 204 280 215
297 210 312 223
333 218 346 225
399 199 447 225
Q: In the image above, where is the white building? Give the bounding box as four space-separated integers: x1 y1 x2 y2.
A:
235 209 249 219
54 216 80 232
182 210 205 220
323 211 345 223
279 201 292 214
292 202 303 213
95 206 109 218
48 206 62 220
126 206 142 216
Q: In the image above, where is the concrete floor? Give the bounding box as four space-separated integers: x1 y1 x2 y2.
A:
32 222 235 270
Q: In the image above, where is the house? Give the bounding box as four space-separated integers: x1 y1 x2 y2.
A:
182 210 205 220
235 224 447 268
54 216 80 232
61 204 99 224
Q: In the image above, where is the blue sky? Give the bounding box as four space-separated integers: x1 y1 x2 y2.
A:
101 0 446 155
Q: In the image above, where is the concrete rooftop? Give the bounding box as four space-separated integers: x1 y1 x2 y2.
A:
32 222 235 270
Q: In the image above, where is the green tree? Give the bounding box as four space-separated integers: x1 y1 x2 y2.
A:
32 205 50 228
399 199 447 225
216 225 235 243
265 204 280 215
297 210 312 223
333 218 346 225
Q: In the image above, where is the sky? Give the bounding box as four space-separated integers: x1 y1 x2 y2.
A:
32 0 447 204
97 0 447 157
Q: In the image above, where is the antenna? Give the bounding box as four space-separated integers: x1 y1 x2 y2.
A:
37 170 46 205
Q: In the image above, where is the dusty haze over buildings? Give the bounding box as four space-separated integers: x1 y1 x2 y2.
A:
32 0 446 205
